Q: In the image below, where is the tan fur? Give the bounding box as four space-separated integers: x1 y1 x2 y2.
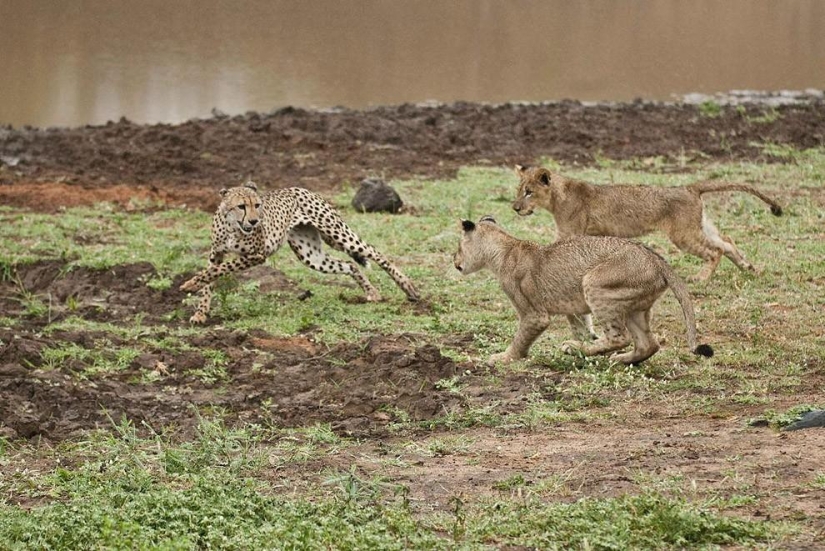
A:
511 165 783 281
454 216 713 365
181 181 419 323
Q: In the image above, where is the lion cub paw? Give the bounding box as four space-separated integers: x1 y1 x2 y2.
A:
560 340 584 355
486 352 514 367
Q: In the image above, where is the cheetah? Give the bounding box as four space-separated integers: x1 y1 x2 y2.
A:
180 181 420 323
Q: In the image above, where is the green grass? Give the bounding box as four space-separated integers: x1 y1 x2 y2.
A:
0 418 784 550
1 149 824 547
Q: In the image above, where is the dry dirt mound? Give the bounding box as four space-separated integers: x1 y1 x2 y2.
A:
1 99 823 212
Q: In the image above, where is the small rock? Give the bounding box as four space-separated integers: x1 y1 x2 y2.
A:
782 410 825 431
351 178 403 213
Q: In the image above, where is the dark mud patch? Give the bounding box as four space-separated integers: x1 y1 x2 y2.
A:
2 99 824 212
0 260 306 328
0 329 550 442
1 260 191 327
0 260 550 442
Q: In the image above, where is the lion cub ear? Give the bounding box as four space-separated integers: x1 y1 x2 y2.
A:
219 188 229 197
514 164 530 175
244 181 258 192
461 219 476 232
539 172 551 186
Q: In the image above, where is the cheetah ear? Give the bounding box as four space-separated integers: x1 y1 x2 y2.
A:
461 219 476 232
539 171 551 186
244 181 258 192
219 188 229 197
479 215 497 224
515 164 529 175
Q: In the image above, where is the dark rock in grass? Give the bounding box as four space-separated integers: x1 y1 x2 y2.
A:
351 178 403 214
782 410 825 431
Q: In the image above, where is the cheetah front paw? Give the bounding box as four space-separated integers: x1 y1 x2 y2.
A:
365 290 382 302
180 276 204 292
189 311 208 324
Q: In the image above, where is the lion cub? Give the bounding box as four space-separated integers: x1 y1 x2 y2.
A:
512 165 783 281
454 216 713 366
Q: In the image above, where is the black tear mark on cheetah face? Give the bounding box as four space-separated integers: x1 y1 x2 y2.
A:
220 185 263 236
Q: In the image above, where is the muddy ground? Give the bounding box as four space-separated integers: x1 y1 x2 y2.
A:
2 98 825 534
2 96 824 213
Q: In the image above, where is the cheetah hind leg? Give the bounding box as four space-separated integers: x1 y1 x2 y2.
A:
318 223 420 302
287 225 381 301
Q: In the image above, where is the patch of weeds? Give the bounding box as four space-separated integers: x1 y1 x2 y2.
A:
435 375 466 394
14 287 50 319
322 465 401 507
406 435 474 457
143 273 173 291
415 404 504 431
493 473 528 492
299 423 340 445
749 140 801 160
516 396 594 428
187 349 229 384
714 494 759 510
532 465 585 497
41 340 140 378
743 106 781 125
698 100 723 118
450 492 783 549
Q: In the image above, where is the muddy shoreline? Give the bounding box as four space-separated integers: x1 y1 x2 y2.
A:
2 95 824 212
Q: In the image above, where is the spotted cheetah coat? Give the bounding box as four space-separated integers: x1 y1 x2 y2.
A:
180 182 419 322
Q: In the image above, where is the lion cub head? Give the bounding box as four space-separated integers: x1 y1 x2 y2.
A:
454 216 501 275
219 181 263 235
512 164 557 216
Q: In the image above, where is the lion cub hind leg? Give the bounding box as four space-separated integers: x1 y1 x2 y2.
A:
610 310 660 365
668 227 724 282
564 316 630 357
701 215 757 274
567 314 597 341
287 224 381 301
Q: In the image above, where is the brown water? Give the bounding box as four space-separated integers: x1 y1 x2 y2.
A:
2 0 824 128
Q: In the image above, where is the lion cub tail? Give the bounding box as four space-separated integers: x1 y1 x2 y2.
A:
688 181 783 216
657 257 715 358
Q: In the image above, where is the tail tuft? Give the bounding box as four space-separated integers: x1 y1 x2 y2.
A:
770 205 783 216
694 344 714 358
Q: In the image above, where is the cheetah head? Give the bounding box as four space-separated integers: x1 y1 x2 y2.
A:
512 164 555 216
219 181 262 235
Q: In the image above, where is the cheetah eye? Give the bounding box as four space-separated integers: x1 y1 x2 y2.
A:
237 204 246 210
